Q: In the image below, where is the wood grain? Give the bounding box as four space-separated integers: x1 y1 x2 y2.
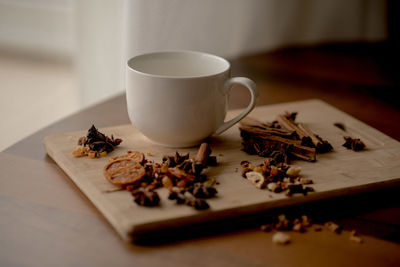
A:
44 99 400 242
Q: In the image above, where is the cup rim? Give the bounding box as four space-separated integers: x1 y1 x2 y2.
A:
126 50 231 79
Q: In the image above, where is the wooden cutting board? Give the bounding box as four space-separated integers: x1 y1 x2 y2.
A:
44 99 400 242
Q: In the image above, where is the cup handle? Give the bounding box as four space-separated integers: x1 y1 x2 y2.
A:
214 77 259 135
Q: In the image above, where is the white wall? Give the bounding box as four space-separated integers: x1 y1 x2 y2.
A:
75 0 125 108
124 0 387 60
0 0 75 57
0 0 388 116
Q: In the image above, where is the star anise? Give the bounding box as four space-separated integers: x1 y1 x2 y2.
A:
76 125 122 155
168 183 217 210
132 187 160 207
343 136 365 151
188 183 217 198
162 152 189 167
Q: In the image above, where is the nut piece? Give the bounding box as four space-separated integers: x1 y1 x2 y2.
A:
286 166 301 177
300 178 312 185
272 232 291 245
254 166 263 173
325 221 342 234
162 176 173 188
160 164 169 173
292 222 305 232
88 150 97 159
267 182 278 192
72 145 89 157
176 180 187 188
349 230 363 243
246 171 266 189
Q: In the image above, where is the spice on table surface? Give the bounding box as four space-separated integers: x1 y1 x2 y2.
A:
261 214 313 233
72 125 122 158
260 214 361 245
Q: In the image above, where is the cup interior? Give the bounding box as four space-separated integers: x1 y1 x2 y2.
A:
127 51 230 78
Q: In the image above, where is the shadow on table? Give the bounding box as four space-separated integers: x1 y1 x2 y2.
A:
133 186 400 246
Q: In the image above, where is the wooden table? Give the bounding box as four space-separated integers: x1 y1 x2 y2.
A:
1 43 400 267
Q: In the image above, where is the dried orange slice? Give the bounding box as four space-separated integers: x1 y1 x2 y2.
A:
109 151 145 164
103 158 145 186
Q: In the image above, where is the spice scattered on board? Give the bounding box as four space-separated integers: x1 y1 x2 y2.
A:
240 112 333 163
103 143 218 209
132 187 160 207
333 122 346 131
72 125 122 158
241 158 314 196
343 136 366 151
168 183 217 210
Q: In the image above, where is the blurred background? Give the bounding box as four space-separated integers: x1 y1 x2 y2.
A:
0 0 398 151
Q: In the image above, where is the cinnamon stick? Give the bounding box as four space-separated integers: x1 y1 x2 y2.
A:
276 114 332 153
240 127 316 162
276 115 308 139
298 123 333 153
194 143 211 167
239 123 296 139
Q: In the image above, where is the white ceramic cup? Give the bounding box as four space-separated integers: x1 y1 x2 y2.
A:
126 51 258 147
